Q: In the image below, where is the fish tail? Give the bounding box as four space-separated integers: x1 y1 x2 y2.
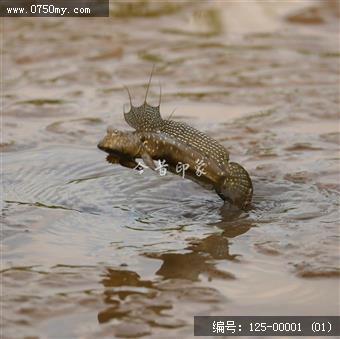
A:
217 162 253 209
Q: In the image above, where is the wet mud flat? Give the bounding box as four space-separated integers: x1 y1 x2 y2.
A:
1 1 340 338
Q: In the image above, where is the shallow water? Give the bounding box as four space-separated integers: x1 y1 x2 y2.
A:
2 1 340 338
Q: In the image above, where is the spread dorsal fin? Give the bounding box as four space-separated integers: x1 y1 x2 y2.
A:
123 66 164 131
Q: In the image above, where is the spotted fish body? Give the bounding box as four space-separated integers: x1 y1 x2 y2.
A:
98 128 253 209
98 129 226 185
124 103 229 168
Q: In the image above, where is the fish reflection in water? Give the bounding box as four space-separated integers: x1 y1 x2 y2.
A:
98 208 253 328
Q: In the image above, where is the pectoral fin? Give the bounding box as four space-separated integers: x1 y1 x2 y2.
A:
142 152 156 170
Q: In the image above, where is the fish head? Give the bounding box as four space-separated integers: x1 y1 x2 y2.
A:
97 127 140 157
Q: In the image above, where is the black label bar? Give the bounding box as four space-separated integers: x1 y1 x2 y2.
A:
0 0 109 17
194 316 340 336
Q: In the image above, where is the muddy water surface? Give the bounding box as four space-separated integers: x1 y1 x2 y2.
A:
2 1 340 338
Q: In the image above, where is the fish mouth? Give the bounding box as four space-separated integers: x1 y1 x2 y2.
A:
97 142 117 156
97 142 104 151
97 140 109 152
97 139 117 155
97 140 127 160
97 131 116 153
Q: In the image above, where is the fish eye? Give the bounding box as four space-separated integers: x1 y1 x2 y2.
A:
107 126 119 134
